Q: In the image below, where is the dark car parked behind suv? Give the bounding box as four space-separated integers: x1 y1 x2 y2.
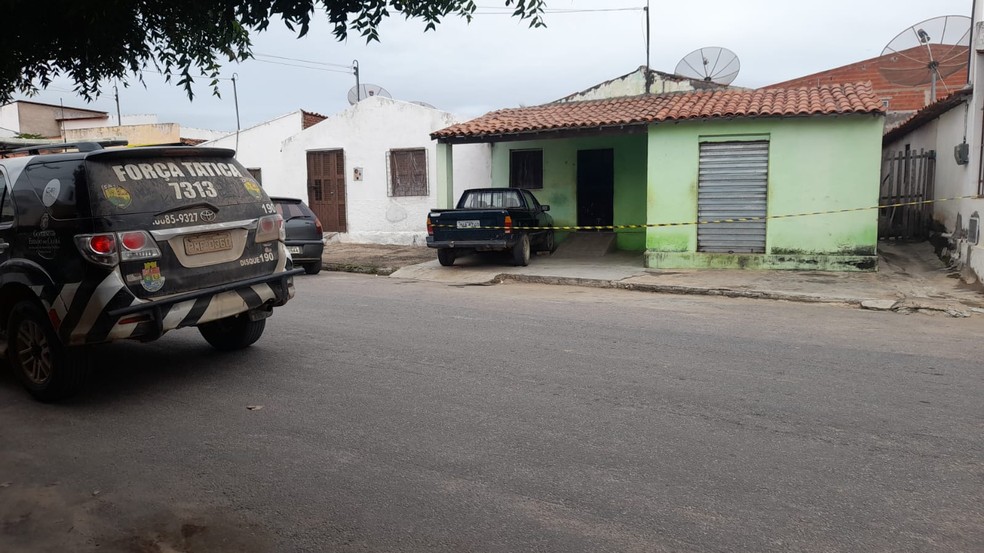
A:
272 197 324 275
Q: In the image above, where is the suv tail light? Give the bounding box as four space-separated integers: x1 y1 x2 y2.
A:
75 231 161 267
118 231 162 261
504 215 513 234
75 233 119 267
426 216 433 236
256 214 284 243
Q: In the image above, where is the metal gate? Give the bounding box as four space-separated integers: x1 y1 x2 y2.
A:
306 150 347 233
697 141 769 253
879 148 935 239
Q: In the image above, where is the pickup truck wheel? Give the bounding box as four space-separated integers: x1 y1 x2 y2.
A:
543 231 557 254
304 262 322 275
198 314 266 351
8 300 89 402
437 248 456 267
512 235 531 266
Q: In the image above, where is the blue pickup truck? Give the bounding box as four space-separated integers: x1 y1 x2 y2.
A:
426 188 556 266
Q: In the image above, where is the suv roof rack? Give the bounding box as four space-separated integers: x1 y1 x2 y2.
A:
6 139 130 155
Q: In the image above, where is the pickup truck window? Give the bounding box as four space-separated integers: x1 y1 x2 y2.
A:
521 190 542 211
459 190 527 210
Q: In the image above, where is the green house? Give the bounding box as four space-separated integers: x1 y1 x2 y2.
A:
432 83 886 271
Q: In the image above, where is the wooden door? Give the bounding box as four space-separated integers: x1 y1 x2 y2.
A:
306 150 347 232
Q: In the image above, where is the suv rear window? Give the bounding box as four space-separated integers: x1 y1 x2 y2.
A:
85 156 266 215
273 200 315 220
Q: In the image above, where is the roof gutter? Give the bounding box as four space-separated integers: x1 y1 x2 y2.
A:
434 122 650 145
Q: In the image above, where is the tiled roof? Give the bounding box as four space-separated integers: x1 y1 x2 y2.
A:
768 46 969 113
432 83 885 142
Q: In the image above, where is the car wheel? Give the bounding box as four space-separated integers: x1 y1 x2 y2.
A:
8 300 89 402
543 231 557 254
512 235 531 266
304 262 322 275
437 248 456 267
198 314 266 351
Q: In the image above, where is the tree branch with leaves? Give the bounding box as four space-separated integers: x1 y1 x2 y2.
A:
0 0 546 103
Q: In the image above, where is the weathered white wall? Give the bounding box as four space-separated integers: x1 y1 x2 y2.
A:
65 123 179 145
201 112 303 191
0 104 20 134
558 69 703 103
281 96 491 245
932 105 974 230
181 126 230 142
946 6 984 280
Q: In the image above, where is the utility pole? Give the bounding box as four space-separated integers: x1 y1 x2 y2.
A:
645 0 652 95
353 60 361 101
114 82 121 126
232 74 241 153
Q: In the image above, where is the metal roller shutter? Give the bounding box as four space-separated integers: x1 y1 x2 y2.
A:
697 141 769 253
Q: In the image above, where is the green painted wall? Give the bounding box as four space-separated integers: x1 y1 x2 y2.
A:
489 134 648 250
646 115 884 269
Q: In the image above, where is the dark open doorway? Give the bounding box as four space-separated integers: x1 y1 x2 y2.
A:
577 149 615 229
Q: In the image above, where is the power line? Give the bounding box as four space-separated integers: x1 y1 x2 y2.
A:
253 52 354 70
250 58 355 74
138 68 234 81
474 6 644 13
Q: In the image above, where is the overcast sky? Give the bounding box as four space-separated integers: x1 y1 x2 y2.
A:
15 0 974 132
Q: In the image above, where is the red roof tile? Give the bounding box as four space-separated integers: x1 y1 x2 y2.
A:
432 83 884 142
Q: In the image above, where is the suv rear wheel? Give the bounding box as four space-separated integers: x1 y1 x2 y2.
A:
8 301 89 402
198 314 266 351
304 262 322 275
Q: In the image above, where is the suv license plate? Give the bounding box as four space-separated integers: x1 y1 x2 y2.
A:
184 232 233 256
287 246 302 254
457 220 481 229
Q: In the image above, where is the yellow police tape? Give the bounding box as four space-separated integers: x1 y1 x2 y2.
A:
429 194 984 231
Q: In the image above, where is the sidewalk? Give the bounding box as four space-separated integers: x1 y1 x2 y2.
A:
322 241 984 317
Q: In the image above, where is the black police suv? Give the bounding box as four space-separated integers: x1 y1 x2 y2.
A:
0 142 302 401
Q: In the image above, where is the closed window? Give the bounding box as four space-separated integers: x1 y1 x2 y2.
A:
388 149 428 197
510 149 543 189
247 168 262 186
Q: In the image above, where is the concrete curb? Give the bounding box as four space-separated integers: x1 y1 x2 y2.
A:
327 262 978 316
495 273 866 306
323 262 397 276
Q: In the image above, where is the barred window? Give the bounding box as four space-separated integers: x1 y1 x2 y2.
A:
387 148 428 197
509 149 543 189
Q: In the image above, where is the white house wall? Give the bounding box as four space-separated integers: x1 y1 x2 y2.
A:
886 3 984 283
281 96 491 245
932 106 974 231
202 111 303 195
560 70 699 102
0 105 21 135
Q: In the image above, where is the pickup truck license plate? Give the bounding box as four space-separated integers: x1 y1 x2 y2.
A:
456 220 481 229
184 232 233 256
287 246 302 254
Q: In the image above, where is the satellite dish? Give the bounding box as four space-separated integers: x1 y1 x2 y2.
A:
347 84 392 105
674 47 741 85
879 15 971 103
410 100 437 109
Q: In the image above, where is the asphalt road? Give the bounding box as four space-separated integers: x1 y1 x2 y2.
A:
1 273 982 552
